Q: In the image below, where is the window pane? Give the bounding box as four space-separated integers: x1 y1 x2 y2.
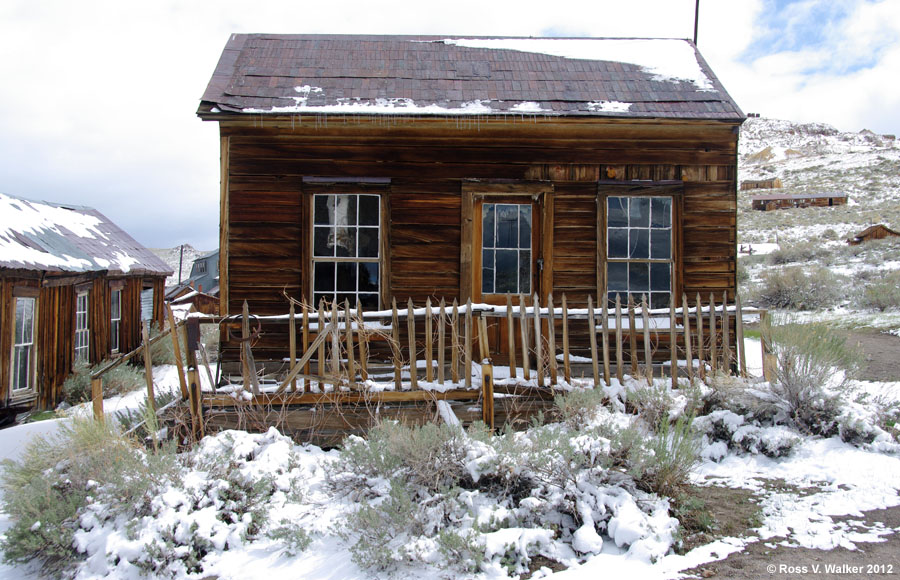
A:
314 262 335 291
608 262 628 291
650 293 670 309
629 262 649 291
334 227 356 258
650 263 671 291
314 226 333 257
358 263 379 292
650 229 671 259
15 299 25 342
314 195 332 225
496 205 518 249
608 197 628 228
358 195 379 226
651 198 672 228
336 293 354 307
519 206 532 249
358 227 379 257
608 228 628 258
519 250 531 295
630 197 650 227
629 229 649 259
358 293 379 309
334 195 357 226
495 250 518 293
482 204 495 249
482 249 494 294
336 262 357 291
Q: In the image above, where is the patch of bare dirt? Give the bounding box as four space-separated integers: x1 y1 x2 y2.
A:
838 329 900 383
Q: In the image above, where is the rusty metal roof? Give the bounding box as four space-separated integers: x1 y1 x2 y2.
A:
0 192 173 277
198 34 744 120
750 193 847 201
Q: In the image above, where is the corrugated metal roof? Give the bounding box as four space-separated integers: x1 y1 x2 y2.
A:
198 34 744 121
0 192 173 276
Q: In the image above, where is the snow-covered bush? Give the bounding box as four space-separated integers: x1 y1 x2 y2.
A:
0 418 179 576
695 410 802 459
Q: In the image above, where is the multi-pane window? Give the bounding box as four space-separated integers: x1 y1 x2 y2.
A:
481 203 532 295
75 291 89 361
312 194 380 308
110 289 122 353
607 196 673 309
12 297 36 392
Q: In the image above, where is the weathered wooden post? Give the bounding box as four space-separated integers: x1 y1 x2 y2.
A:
682 294 694 383
318 299 327 389
547 293 558 386
587 295 600 387
302 303 310 383
601 295 611 384
722 291 731 372
760 309 776 382
735 294 747 378
425 298 434 382
356 300 369 383
289 302 297 392
518 294 530 380
92 377 104 423
481 360 495 431
561 294 571 383
533 293 544 386
642 294 652 383
451 299 460 383
695 293 706 380
708 293 718 374
407 298 418 390
392 298 402 387
615 294 624 383
464 299 473 388
506 295 517 379
141 322 156 416
437 298 446 384
669 295 678 388
165 304 188 400
185 316 204 440
628 294 638 375
344 300 356 389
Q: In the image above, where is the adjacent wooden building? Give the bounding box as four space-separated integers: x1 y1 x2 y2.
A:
847 224 900 246
750 192 847 211
198 35 744 364
0 193 172 414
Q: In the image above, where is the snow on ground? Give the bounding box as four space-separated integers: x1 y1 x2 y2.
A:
0 337 898 580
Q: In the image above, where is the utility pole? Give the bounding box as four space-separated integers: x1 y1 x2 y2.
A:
178 244 184 284
693 0 700 45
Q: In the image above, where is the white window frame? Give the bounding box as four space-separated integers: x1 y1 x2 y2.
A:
74 291 90 361
311 193 381 309
605 195 674 309
110 288 122 353
11 296 37 394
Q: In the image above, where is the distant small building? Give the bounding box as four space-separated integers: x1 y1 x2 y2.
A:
750 192 847 211
847 224 900 246
166 250 219 314
0 193 172 413
740 178 783 191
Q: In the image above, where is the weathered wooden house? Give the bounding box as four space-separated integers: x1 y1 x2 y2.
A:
166 249 220 314
740 178 782 191
198 35 744 364
847 224 900 246
0 193 172 413
750 192 847 211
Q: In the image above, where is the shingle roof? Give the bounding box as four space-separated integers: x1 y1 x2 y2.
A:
0 193 173 276
198 34 744 120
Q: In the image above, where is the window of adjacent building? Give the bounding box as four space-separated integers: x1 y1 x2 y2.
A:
110 288 122 353
312 194 380 308
12 296 36 393
140 286 154 322
481 203 533 295
75 291 89 361
606 196 673 309
194 261 207 275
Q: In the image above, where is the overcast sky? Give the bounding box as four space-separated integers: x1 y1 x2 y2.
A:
1 0 898 251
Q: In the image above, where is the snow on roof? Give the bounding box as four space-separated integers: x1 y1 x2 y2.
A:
0 193 173 277
441 38 714 90
199 35 743 120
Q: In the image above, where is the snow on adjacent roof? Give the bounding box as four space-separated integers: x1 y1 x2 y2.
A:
0 193 173 276
198 35 743 120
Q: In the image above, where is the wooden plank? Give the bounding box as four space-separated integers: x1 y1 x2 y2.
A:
642 294 652 383
392 298 402 387
241 300 252 392
615 294 624 384
682 294 694 383
206 388 480 407
276 321 336 392
345 300 356 389
587 295 600 386
302 305 310 384
506 295 517 379
670 295 678 388
708 293 718 374
628 295 638 375
92 377 103 422
451 299 460 383
165 305 189 400
562 294 571 383
357 300 369 383
735 293 747 378
425 298 434 382
722 291 731 372
601 295 611 384
482 362 495 431
460 191 474 302
519 294 530 380
318 300 327 389
547 293 558 385
407 298 418 390
464 299 473 388
289 303 297 392
533 293 544 386
331 301 341 386
141 322 156 416
437 299 446 384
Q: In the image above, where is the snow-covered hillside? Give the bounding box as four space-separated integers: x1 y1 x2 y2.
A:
150 244 208 287
737 117 900 245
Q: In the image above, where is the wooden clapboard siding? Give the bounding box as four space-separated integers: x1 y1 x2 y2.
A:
218 117 739 363
0 279 11 404
89 277 111 364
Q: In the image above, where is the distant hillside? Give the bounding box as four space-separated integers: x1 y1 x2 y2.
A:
150 245 209 287
738 117 900 244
